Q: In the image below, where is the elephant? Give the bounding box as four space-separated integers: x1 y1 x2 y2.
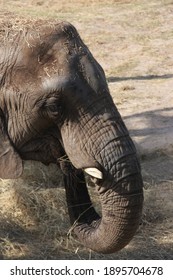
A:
0 21 143 254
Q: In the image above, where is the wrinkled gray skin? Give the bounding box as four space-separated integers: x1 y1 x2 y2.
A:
0 22 143 254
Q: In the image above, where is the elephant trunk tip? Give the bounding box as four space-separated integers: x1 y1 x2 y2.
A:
64 156 143 254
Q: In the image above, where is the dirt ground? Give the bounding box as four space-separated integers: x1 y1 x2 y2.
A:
0 0 172 259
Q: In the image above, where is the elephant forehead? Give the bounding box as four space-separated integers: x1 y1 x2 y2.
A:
6 23 76 65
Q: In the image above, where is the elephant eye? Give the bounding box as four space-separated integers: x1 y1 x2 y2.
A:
48 104 59 112
45 96 61 113
37 95 62 118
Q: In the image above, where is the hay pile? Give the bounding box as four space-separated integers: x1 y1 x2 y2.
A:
0 11 62 44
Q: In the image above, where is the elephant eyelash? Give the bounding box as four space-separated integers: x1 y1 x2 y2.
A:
34 89 61 107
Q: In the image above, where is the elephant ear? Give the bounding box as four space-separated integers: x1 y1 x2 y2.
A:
0 110 23 179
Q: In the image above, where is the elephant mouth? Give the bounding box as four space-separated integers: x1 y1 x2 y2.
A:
19 132 65 166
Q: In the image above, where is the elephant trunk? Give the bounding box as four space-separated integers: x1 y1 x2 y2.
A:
64 137 143 254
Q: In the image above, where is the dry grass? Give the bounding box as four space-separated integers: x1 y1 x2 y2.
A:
0 0 173 259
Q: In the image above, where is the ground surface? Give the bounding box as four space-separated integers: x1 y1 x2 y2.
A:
0 0 172 259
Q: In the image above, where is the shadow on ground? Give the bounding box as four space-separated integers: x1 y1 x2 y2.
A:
107 74 173 83
121 107 173 156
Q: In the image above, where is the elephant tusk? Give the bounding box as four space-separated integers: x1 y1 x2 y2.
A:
84 167 103 179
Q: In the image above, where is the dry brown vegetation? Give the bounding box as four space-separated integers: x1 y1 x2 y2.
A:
0 0 173 259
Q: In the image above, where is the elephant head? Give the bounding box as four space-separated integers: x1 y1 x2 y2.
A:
0 22 143 254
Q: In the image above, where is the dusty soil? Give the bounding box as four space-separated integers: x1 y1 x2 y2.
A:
0 0 172 259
